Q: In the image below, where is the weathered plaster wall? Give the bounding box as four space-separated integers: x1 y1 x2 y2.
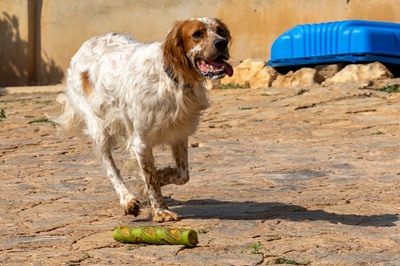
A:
2 0 400 86
1 0 30 86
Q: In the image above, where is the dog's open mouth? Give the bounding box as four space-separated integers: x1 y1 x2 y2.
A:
195 57 234 80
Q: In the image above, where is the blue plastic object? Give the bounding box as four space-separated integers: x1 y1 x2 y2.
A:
267 20 400 69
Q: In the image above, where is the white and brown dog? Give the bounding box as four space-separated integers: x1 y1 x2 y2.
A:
56 18 233 222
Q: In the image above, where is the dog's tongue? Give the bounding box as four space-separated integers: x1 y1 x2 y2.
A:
223 61 234 77
210 60 234 77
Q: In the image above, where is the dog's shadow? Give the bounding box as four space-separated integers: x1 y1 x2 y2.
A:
166 198 398 227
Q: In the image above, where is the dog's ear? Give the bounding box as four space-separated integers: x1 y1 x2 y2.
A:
163 21 202 83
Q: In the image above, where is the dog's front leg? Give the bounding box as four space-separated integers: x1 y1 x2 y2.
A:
157 138 190 186
133 138 179 222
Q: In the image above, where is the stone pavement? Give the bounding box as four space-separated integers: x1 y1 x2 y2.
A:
1 81 400 265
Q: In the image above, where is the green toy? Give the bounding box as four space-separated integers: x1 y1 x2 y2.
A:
113 225 199 247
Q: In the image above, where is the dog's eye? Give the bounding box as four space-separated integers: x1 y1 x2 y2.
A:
192 31 203 39
217 28 226 37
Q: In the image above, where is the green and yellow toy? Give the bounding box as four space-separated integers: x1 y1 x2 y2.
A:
113 225 199 247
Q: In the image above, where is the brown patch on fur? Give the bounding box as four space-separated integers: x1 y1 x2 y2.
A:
81 71 93 96
163 21 202 83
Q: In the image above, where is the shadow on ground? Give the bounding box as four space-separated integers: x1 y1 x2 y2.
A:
168 199 398 227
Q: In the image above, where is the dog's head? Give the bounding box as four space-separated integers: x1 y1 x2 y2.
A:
163 17 233 83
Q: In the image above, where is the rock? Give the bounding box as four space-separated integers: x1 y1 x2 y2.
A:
250 65 278 89
324 62 393 84
219 60 394 90
271 67 317 87
315 63 346 83
220 59 277 89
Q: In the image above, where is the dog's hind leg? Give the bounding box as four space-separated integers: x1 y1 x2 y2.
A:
81 114 141 215
98 137 141 216
59 86 140 216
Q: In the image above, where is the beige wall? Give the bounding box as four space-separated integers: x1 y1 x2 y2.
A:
2 0 400 86
1 0 30 86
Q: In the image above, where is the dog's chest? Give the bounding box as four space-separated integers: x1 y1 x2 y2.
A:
154 103 201 144
119 95 203 145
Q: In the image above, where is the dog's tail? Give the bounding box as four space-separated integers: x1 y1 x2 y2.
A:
53 93 84 136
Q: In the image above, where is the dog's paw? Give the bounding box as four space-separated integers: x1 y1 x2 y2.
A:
152 209 179 222
124 198 141 216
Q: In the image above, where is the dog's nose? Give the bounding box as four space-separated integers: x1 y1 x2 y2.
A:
214 39 228 51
